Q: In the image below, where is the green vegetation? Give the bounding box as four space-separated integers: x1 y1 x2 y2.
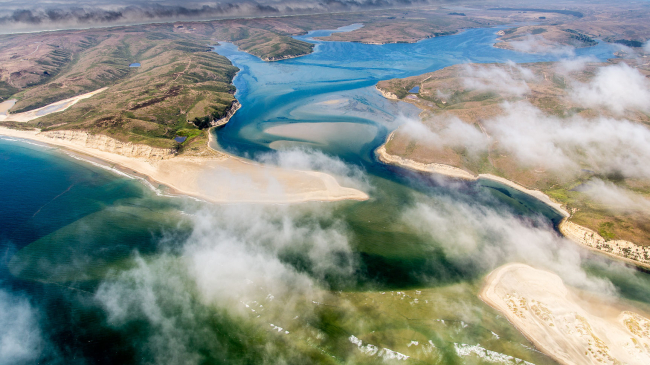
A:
17 33 239 150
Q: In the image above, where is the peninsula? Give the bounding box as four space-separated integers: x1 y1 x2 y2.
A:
375 58 650 268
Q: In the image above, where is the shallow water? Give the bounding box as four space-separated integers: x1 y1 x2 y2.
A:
1 26 649 364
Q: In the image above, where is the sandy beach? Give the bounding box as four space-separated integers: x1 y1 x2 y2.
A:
0 127 369 204
376 134 569 217
0 88 107 122
480 263 650 365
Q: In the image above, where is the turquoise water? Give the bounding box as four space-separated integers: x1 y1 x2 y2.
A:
2 26 650 364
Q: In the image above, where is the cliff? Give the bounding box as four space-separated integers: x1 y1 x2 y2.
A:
374 85 400 100
211 101 241 127
41 130 176 159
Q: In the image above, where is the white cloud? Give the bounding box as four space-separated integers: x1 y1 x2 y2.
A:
402 196 616 293
507 34 576 57
258 147 371 192
578 179 650 214
555 55 598 74
398 114 489 156
461 62 534 97
484 101 650 178
0 288 44 364
570 62 650 114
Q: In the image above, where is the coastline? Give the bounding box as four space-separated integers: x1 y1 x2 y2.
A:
376 130 650 270
376 132 569 216
559 219 650 270
479 263 650 365
0 127 369 204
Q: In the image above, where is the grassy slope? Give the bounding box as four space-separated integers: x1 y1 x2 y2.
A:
0 20 316 152
378 61 650 245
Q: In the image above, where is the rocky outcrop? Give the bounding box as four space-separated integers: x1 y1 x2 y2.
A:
559 219 650 269
211 101 241 127
41 130 176 159
375 85 400 100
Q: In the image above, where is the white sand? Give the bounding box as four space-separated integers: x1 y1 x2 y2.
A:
0 127 369 204
376 134 569 217
0 88 107 122
481 263 650 365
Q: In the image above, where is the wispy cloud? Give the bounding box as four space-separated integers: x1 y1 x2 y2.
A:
570 62 650 114
0 0 433 32
506 34 576 57
0 288 45 364
577 179 650 214
402 195 616 293
462 61 535 97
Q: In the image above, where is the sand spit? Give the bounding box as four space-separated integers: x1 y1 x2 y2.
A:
0 88 107 122
480 263 650 365
376 141 476 179
376 133 569 217
0 127 368 204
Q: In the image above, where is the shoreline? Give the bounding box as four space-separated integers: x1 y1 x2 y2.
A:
376 131 650 271
376 132 569 217
0 127 369 204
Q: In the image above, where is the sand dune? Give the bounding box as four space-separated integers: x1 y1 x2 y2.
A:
480 263 650 365
0 127 369 204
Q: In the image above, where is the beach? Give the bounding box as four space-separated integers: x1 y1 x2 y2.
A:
376 133 570 217
0 127 369 204
480 263 650 365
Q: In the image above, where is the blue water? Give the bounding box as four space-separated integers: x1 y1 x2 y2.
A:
129 62 141 67
214 26 616 161
212 26 618 225
0 25 644 364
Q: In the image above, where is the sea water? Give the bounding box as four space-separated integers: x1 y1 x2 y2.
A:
1 26 649 364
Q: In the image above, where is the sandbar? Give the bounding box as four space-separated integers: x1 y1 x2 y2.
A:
0 127 369 204
480 263 650 365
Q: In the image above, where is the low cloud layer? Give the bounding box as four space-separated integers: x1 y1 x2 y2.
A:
403 194 616 293
404 61 650 179
462 61 535 97
95 201 357 363
399 114 489 156
570 63 650 114
0 0 433 32
578 179 650 214
506 34 576 57
486 101 650 177
258 147 371 192
0 288 45 364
